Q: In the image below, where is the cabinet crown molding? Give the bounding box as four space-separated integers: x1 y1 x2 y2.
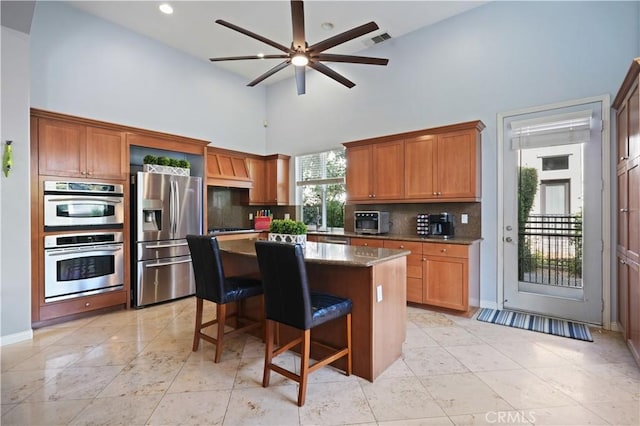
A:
343 120 485 148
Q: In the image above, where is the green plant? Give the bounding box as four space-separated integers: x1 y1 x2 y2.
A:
517 166 539 280
177 159 190 169
157 156 170 166
168 158 180 167
269 219 307 235
143 155 157 165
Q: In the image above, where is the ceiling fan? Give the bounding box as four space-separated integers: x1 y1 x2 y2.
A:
209 0 389 95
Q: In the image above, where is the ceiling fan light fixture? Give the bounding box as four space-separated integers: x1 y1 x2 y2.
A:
291 54 309 67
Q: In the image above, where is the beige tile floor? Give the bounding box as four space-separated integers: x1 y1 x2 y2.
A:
1 298 639 425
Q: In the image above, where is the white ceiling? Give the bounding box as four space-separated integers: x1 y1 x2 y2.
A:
66 1 487 85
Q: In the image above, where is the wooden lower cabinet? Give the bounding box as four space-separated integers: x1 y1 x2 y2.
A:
352 238 480 311
422 241 480 311
622 257 640 363
424 252 467 310
629 260 640 362
350 237 384 248
383 240 423 303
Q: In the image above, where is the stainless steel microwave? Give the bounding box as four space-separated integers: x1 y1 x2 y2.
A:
354 211 390 234
43 181 124 229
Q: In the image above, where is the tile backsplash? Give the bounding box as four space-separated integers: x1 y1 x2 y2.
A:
345 202 481 238
207 187 480 238
206 187 295 230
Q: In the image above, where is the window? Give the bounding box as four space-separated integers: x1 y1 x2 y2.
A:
541 179 570 214
295 149 346 231
542 155 569 171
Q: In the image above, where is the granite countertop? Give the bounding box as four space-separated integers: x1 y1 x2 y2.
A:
307 230 481 245
218 239 410 267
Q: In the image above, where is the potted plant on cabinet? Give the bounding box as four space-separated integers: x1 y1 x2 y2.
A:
268 219 308 247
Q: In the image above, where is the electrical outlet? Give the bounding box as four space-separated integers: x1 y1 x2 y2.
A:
461 214 468 224
376 285 383 302
284 213 290 220
249 213 253 220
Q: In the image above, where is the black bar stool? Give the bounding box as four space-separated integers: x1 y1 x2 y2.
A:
254 240 352 406
187 235 263 363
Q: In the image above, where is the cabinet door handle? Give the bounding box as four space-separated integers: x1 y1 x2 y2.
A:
620 156 629 161
432 192 437 196
620 259 626 265
368 194 373 198
620 208 629 212
399 245 404 249
440 248 447 253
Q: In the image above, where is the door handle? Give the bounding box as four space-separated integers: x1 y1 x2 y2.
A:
505 237 513 243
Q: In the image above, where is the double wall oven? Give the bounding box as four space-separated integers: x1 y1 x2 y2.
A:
42 181 125 303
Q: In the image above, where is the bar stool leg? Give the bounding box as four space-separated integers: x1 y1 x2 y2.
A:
263 320 275 387
297 329 311 407
214 303 227 363
193 297 204 352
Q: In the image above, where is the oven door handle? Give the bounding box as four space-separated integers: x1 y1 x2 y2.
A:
45 245 123 255
46 197 123 203
144 258 192 268
144 242 188 249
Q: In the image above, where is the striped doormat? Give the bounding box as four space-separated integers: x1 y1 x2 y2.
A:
476 308 593 342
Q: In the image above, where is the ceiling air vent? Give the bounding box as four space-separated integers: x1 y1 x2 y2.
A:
371 32 391 44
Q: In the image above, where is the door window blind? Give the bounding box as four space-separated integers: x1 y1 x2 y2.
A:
510 110 601 150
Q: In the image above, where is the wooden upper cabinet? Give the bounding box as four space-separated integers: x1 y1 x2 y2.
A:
405 135 436 199
85 127 127 180
38 119 86 178
345 120 483 204
345 145 373 201
436 129 479 199
372 140 404 200
346 140 404 201
246 155 290 205
629 84 640 162
617 104 629 170
38 118 126 180
264 156 289 205
247 158 266 204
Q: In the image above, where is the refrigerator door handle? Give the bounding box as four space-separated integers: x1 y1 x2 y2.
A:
144 258 192 268
169 180 175 238
173 180 180 236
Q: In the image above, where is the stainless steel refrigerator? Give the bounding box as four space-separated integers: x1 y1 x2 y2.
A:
131 172 202 307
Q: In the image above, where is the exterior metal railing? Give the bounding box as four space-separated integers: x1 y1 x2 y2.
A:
518 214 583 288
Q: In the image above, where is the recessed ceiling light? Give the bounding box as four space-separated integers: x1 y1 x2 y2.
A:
321 22 334 31
159 3 173 14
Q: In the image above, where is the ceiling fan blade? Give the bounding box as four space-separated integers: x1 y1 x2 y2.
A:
247 61 291 86
307 21 379 53
216 19 291 53
314 53 389 66
210 54 289 62
295 65 306 95
291 0 305 51
308 62 355 88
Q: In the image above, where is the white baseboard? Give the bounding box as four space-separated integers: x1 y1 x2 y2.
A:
479 300 499 310
1 329 33 346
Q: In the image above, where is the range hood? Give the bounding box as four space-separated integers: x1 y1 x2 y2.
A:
206 149 253 189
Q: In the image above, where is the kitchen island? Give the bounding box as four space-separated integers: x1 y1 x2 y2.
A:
218 239 410 382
